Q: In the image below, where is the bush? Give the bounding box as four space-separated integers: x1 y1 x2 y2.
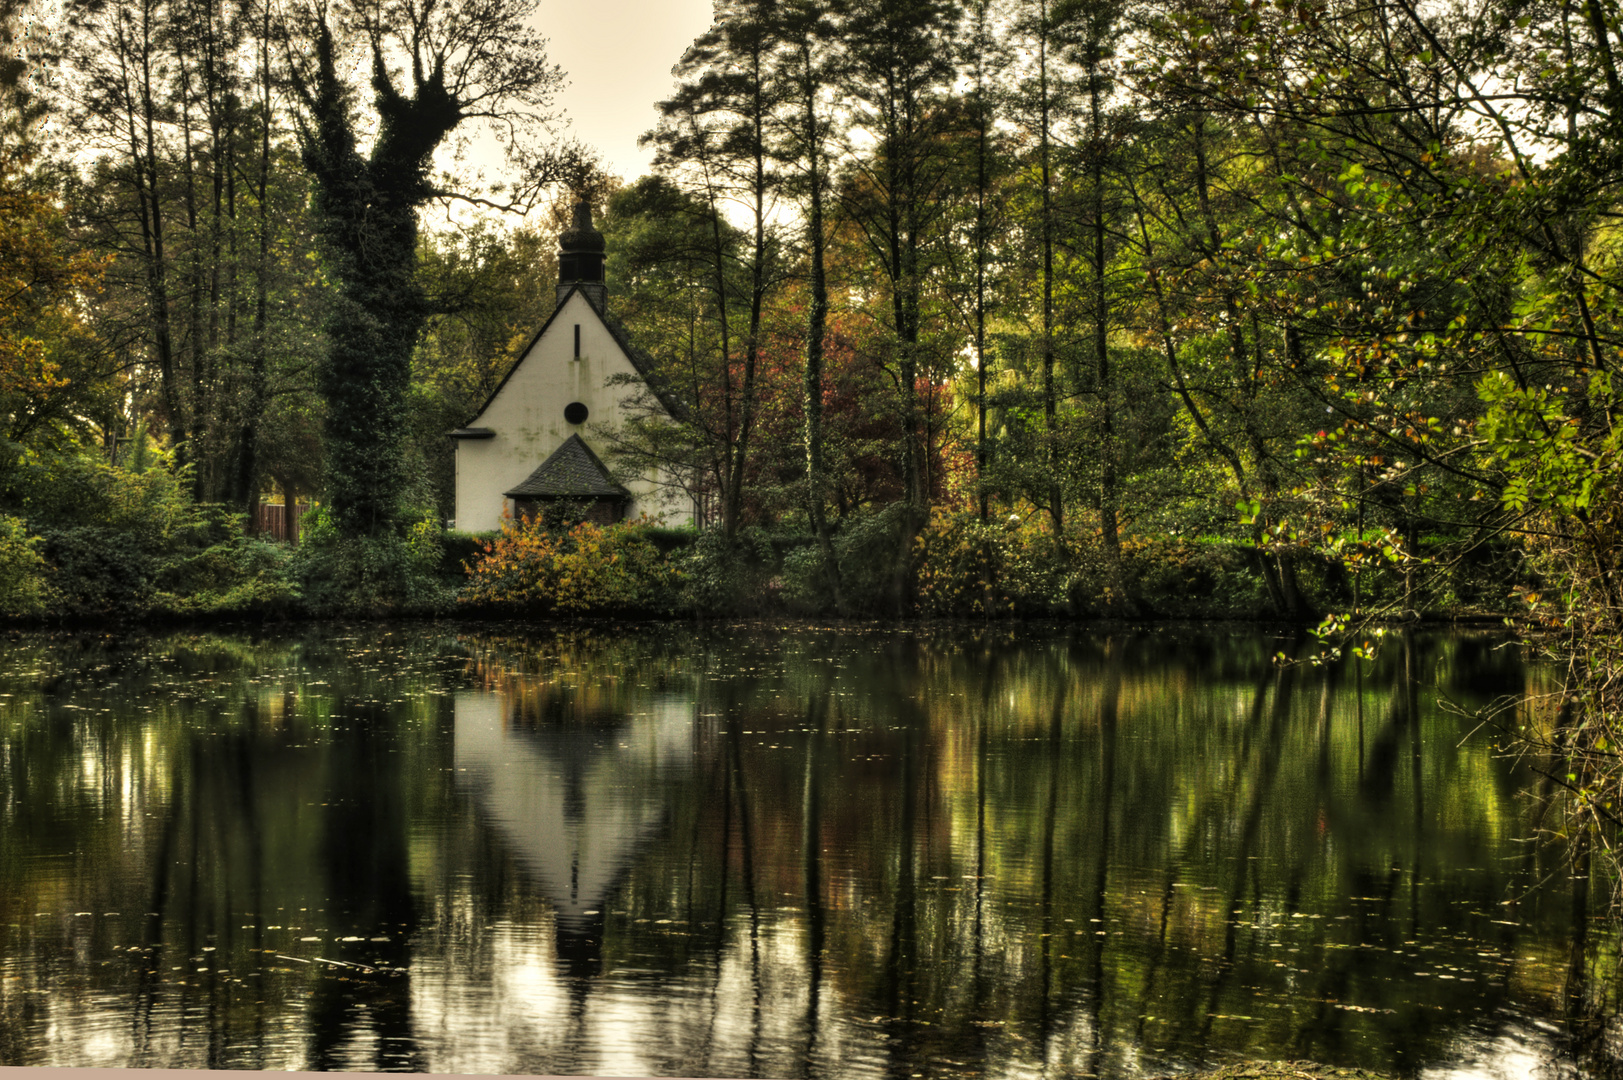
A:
441 529 499 582
290 507 452 615
829 504 910 615
912 507 1088 617
672 526 778 614
1119 534 1242 616
152 506 301 615
0 515 46 615
779 540 833 611
460 512 682 614
643 524 701 554
36 524 162 614
6 448 300 619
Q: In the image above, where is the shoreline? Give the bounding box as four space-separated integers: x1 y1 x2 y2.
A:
0 608 1519 635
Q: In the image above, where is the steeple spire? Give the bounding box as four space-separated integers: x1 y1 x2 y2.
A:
557 198 606 311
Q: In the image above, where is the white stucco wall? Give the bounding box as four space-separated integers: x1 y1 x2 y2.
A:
453 290 692 532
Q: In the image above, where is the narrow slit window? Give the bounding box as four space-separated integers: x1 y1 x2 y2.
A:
574 324 580 358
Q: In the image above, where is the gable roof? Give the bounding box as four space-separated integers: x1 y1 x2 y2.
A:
463 285 690 429
503 434 628 499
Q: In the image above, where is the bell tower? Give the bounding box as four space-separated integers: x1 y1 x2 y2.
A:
557 198 607 312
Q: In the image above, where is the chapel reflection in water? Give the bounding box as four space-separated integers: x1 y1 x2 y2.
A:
451 682 695 976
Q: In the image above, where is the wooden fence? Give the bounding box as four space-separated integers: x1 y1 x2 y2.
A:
254 501 310 543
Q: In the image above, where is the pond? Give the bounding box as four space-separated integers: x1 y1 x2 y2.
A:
0 623 1614 1078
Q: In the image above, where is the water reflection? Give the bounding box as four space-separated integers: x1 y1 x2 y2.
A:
452 687 692 962
0 625 1614 1078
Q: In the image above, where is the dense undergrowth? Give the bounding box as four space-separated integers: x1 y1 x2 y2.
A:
0 462 1523 625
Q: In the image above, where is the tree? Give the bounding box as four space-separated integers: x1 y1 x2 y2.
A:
773 0 851 608
951 0 1012 524
0 158 115 449
0 0 120 454
64 0 191 472
63 0 327 516
1 0 46 154
413 216 557 520
1120 1 1329 617
1010 0 1070 535
280 0 586 538
0 154 116 453
836 0 965 610
598 174 754 528
1059 0 1129 576
644 0 787 540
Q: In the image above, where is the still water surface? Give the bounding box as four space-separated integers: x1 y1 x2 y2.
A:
0 623 1614 1078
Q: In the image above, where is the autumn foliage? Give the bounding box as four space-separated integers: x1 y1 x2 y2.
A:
0 156 110 443
460 510 682 614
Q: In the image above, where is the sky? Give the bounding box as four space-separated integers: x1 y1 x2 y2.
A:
530 0 718 184
33 0 715 226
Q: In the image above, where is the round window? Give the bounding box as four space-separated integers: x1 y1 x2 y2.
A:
564 401 589 425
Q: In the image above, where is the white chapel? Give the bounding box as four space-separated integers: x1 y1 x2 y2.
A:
448 200 693 532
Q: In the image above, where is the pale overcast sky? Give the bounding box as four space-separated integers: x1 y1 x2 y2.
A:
532 0 717 183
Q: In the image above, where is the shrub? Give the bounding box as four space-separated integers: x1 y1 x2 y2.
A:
643 524 701 554
460 512 682 614
1116 534 1279 618
0 515 46 615
673 526 777 614
152 506 300 615
913 507 1087 617
441 529 499 582
779 540 833 611
829 504 909 615
9 449 300 618
37 524 162 614
290 507 452 615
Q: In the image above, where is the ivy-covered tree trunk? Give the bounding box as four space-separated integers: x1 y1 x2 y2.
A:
781 0 845 614
286 0 572 541
294 21 452 537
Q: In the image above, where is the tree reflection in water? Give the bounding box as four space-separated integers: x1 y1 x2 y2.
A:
0 624 1615 1078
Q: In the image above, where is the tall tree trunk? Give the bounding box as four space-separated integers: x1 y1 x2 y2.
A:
837 0 958 613
706 180 739 538
973 64 991 524
120 0 187 469
1038 0 1061 535
798 35 845 613
236 0 272 524
723 52 771 541
177 38 210 500
1089 66 1119 570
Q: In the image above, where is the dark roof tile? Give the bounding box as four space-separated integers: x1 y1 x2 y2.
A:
504 434 628 499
